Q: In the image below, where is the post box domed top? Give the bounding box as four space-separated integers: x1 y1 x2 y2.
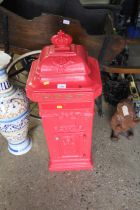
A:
37 30 92 80
51 30 72 49
26 30 102 94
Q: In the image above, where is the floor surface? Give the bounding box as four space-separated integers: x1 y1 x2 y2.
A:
0 102 140 210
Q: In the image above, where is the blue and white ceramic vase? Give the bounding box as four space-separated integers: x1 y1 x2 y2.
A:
0 51 32 155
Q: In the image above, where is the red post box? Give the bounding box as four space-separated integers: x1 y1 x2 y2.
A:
26 30 102 171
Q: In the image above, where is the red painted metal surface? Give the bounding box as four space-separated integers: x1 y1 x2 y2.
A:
26 30 102 171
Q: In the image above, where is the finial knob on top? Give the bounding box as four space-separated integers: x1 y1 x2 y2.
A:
51 30 72 48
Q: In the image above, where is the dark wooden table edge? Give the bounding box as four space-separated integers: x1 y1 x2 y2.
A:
104 65 140 74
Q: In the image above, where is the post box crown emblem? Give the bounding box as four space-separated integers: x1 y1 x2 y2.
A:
51 30 72 49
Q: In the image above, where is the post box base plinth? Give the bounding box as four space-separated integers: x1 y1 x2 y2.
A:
49 159 93 171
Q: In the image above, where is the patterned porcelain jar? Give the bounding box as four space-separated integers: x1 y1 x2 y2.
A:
0 51 32 155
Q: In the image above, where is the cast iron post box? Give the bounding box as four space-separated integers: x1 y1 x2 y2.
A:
26 30 102 171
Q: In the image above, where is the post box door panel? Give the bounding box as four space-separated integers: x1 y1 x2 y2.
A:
42 110 93 160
